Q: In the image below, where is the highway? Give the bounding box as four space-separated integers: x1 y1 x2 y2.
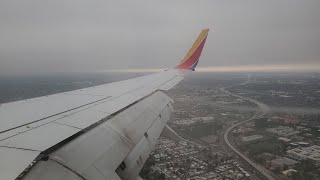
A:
220 86 277 180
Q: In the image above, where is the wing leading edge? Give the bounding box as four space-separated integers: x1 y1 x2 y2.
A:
0 29 209 180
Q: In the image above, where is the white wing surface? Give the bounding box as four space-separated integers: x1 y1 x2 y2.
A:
0 29 209 180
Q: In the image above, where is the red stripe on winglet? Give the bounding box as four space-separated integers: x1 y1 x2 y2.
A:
176 36 207 69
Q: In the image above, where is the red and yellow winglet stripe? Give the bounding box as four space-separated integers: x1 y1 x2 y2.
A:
176 29 209 71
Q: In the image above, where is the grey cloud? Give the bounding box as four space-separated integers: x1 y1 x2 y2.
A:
0 0 320 75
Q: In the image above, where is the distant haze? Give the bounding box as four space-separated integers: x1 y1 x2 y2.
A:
0 0 320 75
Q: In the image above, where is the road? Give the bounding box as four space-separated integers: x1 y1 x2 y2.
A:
220 86 277 180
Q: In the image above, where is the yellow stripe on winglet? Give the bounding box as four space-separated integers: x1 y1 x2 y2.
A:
181 29 209 63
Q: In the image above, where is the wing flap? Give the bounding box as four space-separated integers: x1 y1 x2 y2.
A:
116 106 171 179
0 94 108 133
23 159 84 180
0 147 39 180
0 123 79 151
20 92 172 180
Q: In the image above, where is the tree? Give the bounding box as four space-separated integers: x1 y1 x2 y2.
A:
159 173 165 179
296 159 316 172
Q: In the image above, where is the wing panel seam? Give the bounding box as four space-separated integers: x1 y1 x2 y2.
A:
0 96 112 134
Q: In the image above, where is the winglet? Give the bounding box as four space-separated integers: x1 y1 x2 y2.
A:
175 29 209 71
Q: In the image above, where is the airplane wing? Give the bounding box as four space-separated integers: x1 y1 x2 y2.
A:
0 29 209 180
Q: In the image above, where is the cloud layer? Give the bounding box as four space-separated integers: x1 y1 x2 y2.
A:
0 0 320 74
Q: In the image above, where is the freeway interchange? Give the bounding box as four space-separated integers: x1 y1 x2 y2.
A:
220 85 277 180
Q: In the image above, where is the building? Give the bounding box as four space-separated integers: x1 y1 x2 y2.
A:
278 137 291 143
173 117 214 127
266 126 300 137
241 135 263 142
287 145 320 164
296 142 310 147
270 116 299 125
233 126 254 135
270 157 297 169
282 169 297 177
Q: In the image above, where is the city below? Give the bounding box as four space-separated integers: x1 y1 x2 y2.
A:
0 72 319 180
140 73 320 180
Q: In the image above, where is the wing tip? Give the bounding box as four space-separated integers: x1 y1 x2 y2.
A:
175 29 209 71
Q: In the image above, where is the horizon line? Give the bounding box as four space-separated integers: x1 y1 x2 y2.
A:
100 63 320 73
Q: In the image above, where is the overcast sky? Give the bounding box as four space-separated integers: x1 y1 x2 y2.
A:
0 0 320 75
